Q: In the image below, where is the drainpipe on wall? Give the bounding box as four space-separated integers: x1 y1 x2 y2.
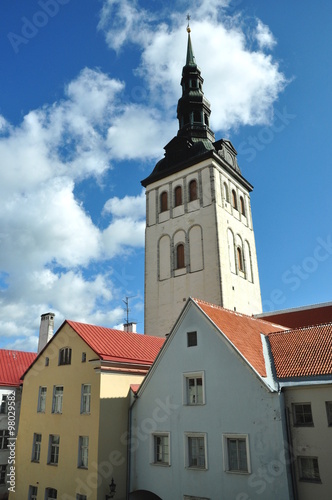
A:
280 391 298 500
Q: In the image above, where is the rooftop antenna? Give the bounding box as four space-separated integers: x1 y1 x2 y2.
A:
123 296 135 325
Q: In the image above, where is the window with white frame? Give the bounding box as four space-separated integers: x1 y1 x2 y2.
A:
52 386 63 414
293 403 313 426
298 456 320 482
184 373 204 405
59 347 71 365
37 386 47 413
28 485 38 500
186 433 207 469
0 394 8 414
78 436 89 468
45 488 57 499
152 433 170 465
31 433 42 462
0 430 9 450
325 401 332 426
223 434 250 473
81 384 91 414
48 435 60 465
0 465 6 485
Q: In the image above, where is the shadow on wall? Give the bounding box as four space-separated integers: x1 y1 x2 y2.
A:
129 490 162 500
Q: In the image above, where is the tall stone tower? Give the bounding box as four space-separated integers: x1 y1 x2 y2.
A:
142 27 262 337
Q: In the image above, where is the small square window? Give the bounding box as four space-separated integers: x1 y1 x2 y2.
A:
45 487 57 499
153 433 170 465
298 456 320 482
187 331 197 347
325 401 332 426
293 403 313 426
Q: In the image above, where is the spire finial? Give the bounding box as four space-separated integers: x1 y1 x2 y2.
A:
187 13 191 33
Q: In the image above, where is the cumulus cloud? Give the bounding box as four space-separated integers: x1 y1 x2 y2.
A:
99 0 287 131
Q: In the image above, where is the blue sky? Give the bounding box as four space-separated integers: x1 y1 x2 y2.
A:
0 0 331 350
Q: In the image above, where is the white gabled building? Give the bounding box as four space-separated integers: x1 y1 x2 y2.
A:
129 298 293 500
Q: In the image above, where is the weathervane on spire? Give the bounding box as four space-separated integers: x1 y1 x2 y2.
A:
187 13 191 33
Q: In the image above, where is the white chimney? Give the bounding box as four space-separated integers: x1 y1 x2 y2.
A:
38 312 55 353
123 322 137 333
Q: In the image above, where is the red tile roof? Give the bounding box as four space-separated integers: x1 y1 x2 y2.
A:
66 321 165 365
0 350 37 387
194 299 287 377
258 302 332 329
268 323 332 378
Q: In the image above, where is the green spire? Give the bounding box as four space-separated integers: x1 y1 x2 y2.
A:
186 15 196 66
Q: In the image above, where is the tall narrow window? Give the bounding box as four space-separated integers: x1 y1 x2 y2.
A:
224 183 229 203
28 485 38 500
187 435 206 469
0 430 9 450
189 179 197 201
174 186 182 207
52 386 63 414
326 401 332 426
0 394 7 414
31 433 42 462
176 244 185 269
160 191 168 212
240 196 246 216
37 386 47 413
48 435 60 465
237 247 244 272
59 347 71 365
0 465 6 485
81 384 91 414
78 436 89 468
226 437 249 472
153 434 170 465
232 189 238 210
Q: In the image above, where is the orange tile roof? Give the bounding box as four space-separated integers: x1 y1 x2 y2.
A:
66 321 165 365
0 350 37 387
268 323 332 378
194 299 287 377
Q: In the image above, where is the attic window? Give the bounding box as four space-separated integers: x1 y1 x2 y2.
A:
187 331 197 347
45 357 49 367
59 347 72 366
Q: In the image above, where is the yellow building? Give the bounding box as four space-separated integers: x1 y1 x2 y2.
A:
12 320 164 500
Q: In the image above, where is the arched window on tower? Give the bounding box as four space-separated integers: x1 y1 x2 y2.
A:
160 191 168 212
189 179 197 201
237 247 244 272
204 114 209 126
174 186 182 207
176 244 185 269
232 190 238 210
224 183 230 203
240 196 246 216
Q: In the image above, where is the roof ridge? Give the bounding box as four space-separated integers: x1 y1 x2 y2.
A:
268 321 332 337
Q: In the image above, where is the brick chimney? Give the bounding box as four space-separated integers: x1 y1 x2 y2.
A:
37 312 55 353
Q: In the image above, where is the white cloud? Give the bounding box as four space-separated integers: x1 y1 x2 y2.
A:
99 0 287 131
255 20 277 50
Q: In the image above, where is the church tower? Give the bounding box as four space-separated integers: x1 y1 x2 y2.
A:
142 26 262 337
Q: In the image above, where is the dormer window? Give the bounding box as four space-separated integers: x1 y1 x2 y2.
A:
59 347 71 366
